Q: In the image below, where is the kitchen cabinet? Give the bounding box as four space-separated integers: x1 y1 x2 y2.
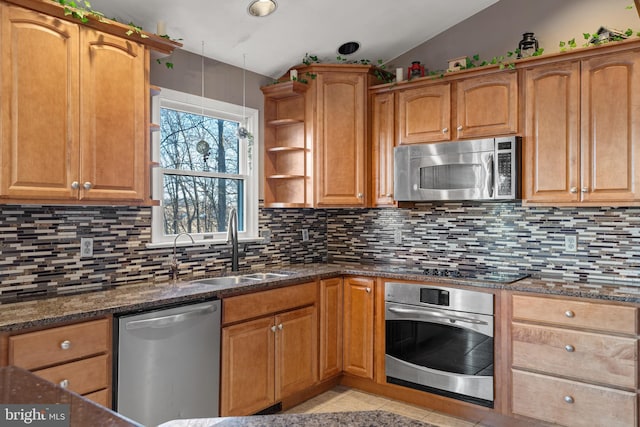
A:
262 81 309 207
0 2 173 205
6 318 112 406
522 49 640 205
370 92 396 206
342 276 374 379
261 64 376 208
396 70 517 145
510 294 638 426
221 282 318 416
319 277 343 380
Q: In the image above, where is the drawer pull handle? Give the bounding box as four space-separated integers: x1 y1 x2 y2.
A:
60 340 71 350
59 379 69 388
565 344 575 352
564 395 574 404
564 310 575 318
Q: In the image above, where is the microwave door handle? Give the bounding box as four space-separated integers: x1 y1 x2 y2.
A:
387 306 488 326
487 154 495 198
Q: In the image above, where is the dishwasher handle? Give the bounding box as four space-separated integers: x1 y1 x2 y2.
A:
125 303 218 330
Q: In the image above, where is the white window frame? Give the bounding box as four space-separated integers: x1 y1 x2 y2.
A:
150 87 259 246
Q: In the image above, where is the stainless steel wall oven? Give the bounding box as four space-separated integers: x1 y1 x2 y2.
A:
385 282 494 407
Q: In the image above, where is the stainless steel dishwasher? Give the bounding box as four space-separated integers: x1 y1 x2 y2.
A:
114 299 220 427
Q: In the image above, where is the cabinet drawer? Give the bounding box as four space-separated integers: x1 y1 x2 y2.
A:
512 295 637 334
33 354 109 396
84 388 110 407
512 370 637 427
8 318 110 370
223 281 317 324
512 322 637 388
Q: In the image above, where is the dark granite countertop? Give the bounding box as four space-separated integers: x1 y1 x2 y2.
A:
158 410 433 427
1 262 638 331
0 366 141 427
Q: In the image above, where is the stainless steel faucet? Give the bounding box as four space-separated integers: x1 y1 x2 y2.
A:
227 208 239 272
171 232 195 282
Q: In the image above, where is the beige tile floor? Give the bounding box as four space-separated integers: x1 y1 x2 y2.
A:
284 385 481 427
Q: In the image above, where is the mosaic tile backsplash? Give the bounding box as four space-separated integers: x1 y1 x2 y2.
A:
0 202 639 299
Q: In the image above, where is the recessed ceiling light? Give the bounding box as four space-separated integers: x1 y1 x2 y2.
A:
338 41 360 56
248 0 277 17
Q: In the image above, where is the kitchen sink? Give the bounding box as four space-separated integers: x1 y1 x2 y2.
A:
243 272 290 281
190 271 292 287
190 276 250 286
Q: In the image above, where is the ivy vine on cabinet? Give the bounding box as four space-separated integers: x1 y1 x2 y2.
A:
0 1 179 205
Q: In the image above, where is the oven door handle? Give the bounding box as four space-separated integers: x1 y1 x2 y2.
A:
387 306 489 326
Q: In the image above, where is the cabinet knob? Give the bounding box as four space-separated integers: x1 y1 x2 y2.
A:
357 193 363 199
278 323 283 330
564 395 574 404
71 181 79 190
569 187 578 194
565 344 575 352
83 182 92 190
385 193 392 198
365 287 371 293
59 379 69 388
565 310 575 318
581 187 588 193
270 325 277 333
456 125 463 131
60 340 71 350
442 128 449 134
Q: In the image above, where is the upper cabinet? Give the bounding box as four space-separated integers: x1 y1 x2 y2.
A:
522 48 640 205
262 64 377 208
396 70 517 145
0 1 179 205
370 92 396 206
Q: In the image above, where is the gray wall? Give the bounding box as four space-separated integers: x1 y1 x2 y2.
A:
390 0 639 73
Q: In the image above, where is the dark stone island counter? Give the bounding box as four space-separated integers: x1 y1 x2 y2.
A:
159 410 434 427
0 366 141 427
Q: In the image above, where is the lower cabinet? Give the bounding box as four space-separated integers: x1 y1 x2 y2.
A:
6 318 112 406
342 276 374 379
510 294 638 427
220 282 318 416
319 277 343 380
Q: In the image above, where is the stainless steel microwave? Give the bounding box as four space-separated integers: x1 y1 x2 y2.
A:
394 137 521 202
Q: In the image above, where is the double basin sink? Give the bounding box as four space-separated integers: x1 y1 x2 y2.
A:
190 271 292 287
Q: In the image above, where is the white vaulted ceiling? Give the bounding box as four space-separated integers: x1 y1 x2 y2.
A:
88 0 499 78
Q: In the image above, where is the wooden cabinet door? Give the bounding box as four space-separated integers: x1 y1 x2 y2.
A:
319 277 343 380
315 71 366 206
343 276 374 379
221 317 275 416
580 49 640 203
522 61 581 203
275 305 318 400
80 29 147 202
371 92 396 206
455 71 517 139
398 83 451 144
0 5 80 200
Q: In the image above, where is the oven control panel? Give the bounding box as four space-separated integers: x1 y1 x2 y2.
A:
420 288 449 306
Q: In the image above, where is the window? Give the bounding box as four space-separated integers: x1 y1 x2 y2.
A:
151 88 259 245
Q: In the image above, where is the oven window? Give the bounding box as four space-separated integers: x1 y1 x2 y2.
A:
419 164 481 190
386 320 493 376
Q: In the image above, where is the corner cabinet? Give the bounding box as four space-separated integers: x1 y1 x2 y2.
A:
522 48 640 206
0 1 179 205
261 64 376 208
342 276 374 379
